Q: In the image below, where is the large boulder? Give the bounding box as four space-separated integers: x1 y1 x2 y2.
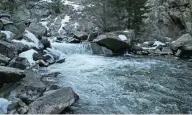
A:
171 33 192 52
27 22 47 38
8 57 30 70
0 66 25 87
0 40 18 59
91 43 113 55
171 33 192 57
7 98 28 114
28 87 78 114
17 70 46 104
93 33 131 54
73 31 88 41
0 54 10 65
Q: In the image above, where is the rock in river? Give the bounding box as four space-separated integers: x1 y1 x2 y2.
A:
28 87 79 114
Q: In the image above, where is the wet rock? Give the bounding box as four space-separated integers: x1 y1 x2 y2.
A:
0 66 25 86
93 33 131 54
73 31 88 41
0 54 10 65
7 98 28 114
56 58 65 63
91 43 113 55
28 87 78 114
0 40 17 59
8 57 30 70
27 22 46 39
17 70 46 104
3 25 22 39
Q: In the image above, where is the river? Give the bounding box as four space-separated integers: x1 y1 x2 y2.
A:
45 42 192 114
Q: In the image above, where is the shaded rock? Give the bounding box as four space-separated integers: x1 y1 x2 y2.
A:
87 32 99 41
0 21 3 30
93 33 131 54
27 22 46 38
0 66 25 86
28 87 78 114
12 42 30 54
3 25 22 39
73 31 88 40
41 38 51 49
0 54 10 65
56 58 65 63
0 32 6 40
17 70 46 104
8 57 30 70
91 43 113 55
0 40 17 59
67 37 80 43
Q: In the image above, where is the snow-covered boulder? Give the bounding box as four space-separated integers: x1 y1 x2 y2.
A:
19 49 38 66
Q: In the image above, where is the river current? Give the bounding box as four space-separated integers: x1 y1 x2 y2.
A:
45 42 192 114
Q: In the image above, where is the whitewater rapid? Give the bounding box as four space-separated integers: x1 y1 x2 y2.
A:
44 42 192 114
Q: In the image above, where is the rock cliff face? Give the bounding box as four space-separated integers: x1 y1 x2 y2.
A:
143 0 192 42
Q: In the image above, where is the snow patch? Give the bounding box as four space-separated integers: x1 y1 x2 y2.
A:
40 21 49 30
58 15 71 34
41 0 52 3
153 41 165 46
1 31 14 40
19 49 38 66
12 39 38 48
118 35 127 41
63 0 84 10
0 98 11 114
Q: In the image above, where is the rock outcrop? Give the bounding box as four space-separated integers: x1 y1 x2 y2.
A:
144 0 192 42
0 66 25 87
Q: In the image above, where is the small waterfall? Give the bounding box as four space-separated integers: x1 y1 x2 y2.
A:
51 42 92 55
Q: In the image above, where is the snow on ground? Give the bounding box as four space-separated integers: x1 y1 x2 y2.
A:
12 30 40 48
40 21 49 30
142 41 165 50
0 98 11 114
1 31 14 40
118 35 127 41
62 0 84 11
12 39 39 48
41 0 53 3
19 49 38 66
58 15 71 34
153 41 165 46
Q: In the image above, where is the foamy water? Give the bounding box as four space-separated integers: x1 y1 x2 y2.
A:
45 42 192 114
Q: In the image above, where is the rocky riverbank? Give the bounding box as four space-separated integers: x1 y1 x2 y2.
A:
0 0 192 114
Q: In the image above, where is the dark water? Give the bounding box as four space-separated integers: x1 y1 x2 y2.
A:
46 42 192 114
